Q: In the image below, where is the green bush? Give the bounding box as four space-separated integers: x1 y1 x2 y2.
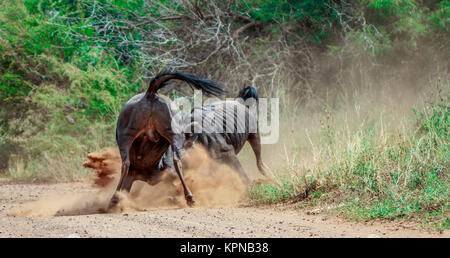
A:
0 0 145 180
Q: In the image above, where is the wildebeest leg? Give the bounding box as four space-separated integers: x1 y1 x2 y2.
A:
109 133 135 209
121 168 138 193
172 148 195 206
157 126 195 206
222 151 250 184
248 132 269 177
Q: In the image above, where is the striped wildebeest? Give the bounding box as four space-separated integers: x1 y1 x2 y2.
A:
182 86 269 183
109 72 225 209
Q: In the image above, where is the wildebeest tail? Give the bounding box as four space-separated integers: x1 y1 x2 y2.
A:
147 72 225 97
237 86 258 102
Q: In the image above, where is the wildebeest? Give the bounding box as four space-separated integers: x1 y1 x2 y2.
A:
109 72 225 209
182 86 268 183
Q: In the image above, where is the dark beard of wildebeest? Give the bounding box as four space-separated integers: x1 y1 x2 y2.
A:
109 72 225 209
182 86 269 184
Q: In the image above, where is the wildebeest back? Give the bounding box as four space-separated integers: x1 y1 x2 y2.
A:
185 101 257 155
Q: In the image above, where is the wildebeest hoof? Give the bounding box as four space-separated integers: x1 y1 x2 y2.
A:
108 195 119 210
185 194 195 207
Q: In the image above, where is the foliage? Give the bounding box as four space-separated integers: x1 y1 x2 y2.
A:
249 81 449 231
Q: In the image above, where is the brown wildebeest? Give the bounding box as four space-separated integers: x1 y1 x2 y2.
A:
109 72 225 209
183 86 269 183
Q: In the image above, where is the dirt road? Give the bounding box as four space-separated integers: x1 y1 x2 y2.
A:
0 179 447 238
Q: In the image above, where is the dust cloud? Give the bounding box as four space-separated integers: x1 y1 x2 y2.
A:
106 145 247 213
7 189 112 217
8 145 247 217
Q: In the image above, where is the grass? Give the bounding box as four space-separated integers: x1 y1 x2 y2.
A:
248 79 449 231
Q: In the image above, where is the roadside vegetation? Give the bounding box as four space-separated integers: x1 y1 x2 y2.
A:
0 0 448 229
249 79 449 231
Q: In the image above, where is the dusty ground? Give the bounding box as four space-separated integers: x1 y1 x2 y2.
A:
0 179 447 238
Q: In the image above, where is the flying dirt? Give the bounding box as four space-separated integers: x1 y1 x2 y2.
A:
7 145 247 216
0 145 447 238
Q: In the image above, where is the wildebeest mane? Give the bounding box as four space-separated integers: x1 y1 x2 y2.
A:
237 86 258 102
